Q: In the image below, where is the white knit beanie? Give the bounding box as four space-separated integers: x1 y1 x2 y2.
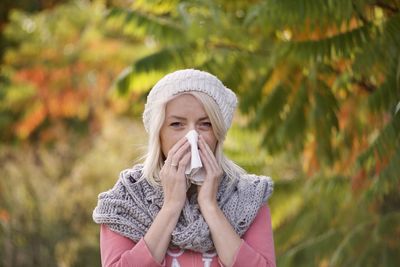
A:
142 69 238 133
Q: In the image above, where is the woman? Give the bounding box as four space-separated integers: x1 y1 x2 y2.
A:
93 69 275 267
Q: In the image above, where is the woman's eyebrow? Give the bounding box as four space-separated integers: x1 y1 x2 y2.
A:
167 115 186 120
166 115 209 120
198 116 210 121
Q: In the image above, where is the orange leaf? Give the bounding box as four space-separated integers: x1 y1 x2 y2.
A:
15 103 47 139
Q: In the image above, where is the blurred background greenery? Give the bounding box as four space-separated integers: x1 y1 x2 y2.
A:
0 0 399 266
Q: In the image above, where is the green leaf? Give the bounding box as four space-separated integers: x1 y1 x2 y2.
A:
287 23 374 62
106 7 183 41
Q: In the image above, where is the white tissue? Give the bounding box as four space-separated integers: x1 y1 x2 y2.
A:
185 130 205 185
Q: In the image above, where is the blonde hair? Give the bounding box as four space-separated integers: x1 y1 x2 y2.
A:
141 92 245 186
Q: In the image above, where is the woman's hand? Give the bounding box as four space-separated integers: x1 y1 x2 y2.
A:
197 135 223 210
143 137 190 264
196 135 242 266
159 137 191 211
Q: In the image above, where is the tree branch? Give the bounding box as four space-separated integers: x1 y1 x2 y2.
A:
375 1 399 13
330 65 377 93
352 2 369 25
351 78 377 93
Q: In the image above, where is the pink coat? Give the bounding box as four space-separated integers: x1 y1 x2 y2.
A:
100 205 276 267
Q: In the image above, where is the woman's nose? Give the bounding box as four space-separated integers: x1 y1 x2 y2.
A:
187 124 197 132
185 128 198 137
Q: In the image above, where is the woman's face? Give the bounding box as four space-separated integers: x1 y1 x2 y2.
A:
160 94 218 158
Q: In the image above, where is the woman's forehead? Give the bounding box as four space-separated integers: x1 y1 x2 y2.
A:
165 95 208 119
166 94 204 110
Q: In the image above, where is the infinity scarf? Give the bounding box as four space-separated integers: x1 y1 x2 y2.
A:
93 164 273 253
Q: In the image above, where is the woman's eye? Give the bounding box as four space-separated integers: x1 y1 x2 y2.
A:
200 122 212 128
170 122 182 128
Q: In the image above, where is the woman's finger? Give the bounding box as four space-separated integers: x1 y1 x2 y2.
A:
165 137 189 164
198 136 218 170
170 141 189 167
177 151 191 175
199 148 211 173
165 140 189 171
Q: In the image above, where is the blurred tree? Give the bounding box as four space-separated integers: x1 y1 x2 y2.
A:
0 114 147 267
1 0 399 266
0 1 152 266
0 0 150 144
111 0 400 266
0 0 70 69
0 0 69 24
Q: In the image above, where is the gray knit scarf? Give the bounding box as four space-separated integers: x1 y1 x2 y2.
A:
93 164 273 253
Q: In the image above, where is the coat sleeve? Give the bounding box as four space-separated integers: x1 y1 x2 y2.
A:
227 204 276 267
100 224 165 267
